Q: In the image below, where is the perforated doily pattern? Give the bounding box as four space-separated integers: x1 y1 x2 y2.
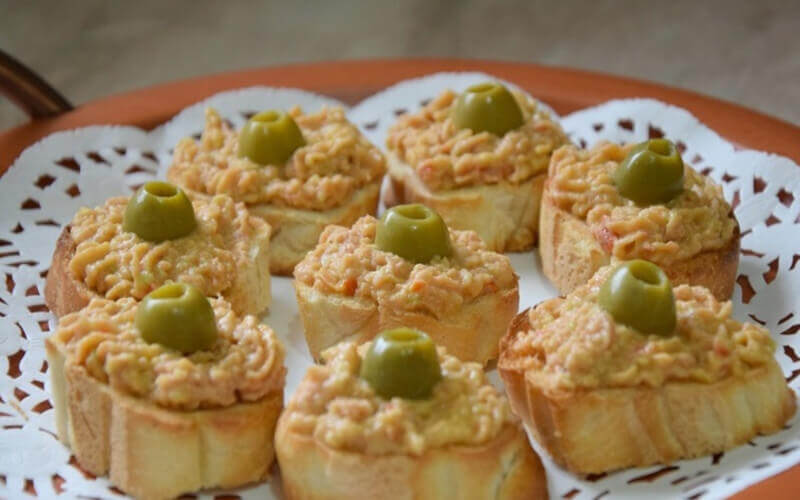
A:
1 76 798 499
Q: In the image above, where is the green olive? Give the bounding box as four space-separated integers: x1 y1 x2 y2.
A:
135 282 218 353
123 181 197 242
451 82 524 136
238 110 305 166
613 139 685 205
360 328 442 400
597 260 677 336
375 204 453 263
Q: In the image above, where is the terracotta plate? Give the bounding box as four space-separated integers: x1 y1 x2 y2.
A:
1 58 797 499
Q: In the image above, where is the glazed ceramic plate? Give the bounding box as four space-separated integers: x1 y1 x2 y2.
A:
1 61 799 500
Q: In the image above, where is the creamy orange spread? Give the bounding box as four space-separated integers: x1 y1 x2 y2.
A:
293 216 517 316
386 89 567 191
283 342 513 455
51 297 285 410
168 107 386 211
506 267 775 391
69 194 266 305
548 142 737 264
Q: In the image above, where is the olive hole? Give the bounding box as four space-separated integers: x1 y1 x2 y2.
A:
647 140 672 156
252 111 281 123
144 182 178 198
384 328 423 343
395 205 430 220
150 283 187 299
629 263 662 285
467 83 497 94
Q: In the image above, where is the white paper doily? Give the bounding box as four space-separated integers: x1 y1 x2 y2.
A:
0 73 798 499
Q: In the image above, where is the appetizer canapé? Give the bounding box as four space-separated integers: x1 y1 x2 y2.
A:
499 261 795 474
385 82 568 251
539 139 739 299
168 107 386 274
294 204 519 364
46 283 286 499
276 328 547 500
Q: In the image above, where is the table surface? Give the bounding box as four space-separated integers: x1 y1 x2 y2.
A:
3 0 799 130
0 58 797 499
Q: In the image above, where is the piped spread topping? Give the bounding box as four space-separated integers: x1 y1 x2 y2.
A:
547 142 737 264
386 89 567 191
50 297 285 410
282 341 513 455
169 107 386 211
69 194 267 307
293 216 517 317
506 266 775 391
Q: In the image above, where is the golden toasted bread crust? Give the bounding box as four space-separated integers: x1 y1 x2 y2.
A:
250 181 380 275
386 152 544 252
294 279 519 365
275 415 547 500
498 309 796 474
46 339 282 500
538 188 740 300
44 225 92 318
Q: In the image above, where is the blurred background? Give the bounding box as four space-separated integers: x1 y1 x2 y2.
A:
1 0 798 130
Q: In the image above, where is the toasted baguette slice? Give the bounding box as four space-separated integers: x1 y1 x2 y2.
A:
294 278 518 365
46 339 282 500
538 188 740 300
498 309 797 475
44 218 271 319
45 226 94 319
248 181 380 275
275 417 547 500
385 151 544 252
